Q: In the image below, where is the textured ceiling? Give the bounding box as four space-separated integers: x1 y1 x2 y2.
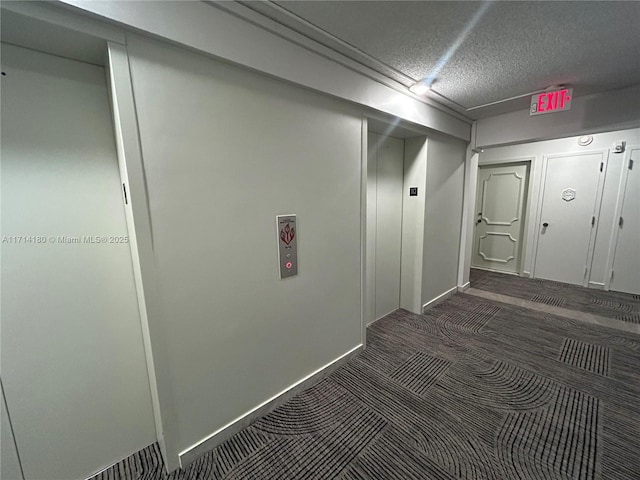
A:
246 1 640 119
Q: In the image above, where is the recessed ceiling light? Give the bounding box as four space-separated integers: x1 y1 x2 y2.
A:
410 81 431 96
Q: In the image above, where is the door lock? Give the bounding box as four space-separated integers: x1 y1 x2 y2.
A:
477 219 482 224
542 222 549 227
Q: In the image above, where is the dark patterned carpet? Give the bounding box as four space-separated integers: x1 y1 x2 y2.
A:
470 269 640 323
93 278 640 479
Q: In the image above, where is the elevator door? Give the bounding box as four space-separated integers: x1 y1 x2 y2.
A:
1 43 155 480
368 132 404 321
534 152 606 285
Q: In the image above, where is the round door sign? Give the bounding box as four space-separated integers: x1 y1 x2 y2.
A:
562 188 576 202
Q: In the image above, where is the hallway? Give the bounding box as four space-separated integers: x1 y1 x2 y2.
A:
469 270 640 334
3 3 640 478
93 272 640 480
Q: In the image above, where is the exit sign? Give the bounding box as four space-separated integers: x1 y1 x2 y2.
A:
530 88 572 116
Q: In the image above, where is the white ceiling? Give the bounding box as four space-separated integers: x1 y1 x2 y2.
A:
241 1 640 119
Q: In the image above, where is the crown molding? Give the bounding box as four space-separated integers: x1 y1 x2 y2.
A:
208 1 472 124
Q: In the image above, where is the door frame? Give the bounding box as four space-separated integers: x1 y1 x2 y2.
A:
365 129 406 325
472 157 534 276
367 131 406 323
363 114 430 325
531 149 609 287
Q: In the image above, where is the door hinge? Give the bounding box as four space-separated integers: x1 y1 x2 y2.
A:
619 216 624 227
600 162 604 172
591 216 595 226
122 183 128 205
630 158 635 170
584 266 588 277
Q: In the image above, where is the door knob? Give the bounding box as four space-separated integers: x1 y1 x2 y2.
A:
542 222 549 227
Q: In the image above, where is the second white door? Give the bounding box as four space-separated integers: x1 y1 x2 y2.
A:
534 151 606 285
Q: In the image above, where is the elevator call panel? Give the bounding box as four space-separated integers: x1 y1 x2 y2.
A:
277 214 298 279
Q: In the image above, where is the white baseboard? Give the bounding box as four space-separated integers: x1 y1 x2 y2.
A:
457 282 470 292
588 281 606 290
422 286 458 313
179 344 364 468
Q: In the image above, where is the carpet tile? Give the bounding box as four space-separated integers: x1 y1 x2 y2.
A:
559 339 610 376
91 271 640 480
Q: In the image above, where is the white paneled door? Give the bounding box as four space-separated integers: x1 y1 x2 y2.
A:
534 152 607 285
472 163 529 274
610 147 640 294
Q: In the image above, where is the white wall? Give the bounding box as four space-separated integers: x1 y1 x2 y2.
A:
124 34 364 465
422 134 467 307
457 143 479 289
476 128 640 287
366 130 378 325
0 44 156 479
475 85 640 148
400 138 428 313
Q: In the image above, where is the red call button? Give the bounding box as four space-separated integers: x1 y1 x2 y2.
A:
285 261 293 269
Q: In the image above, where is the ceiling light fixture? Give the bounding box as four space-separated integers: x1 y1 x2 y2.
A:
409 80 431 96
